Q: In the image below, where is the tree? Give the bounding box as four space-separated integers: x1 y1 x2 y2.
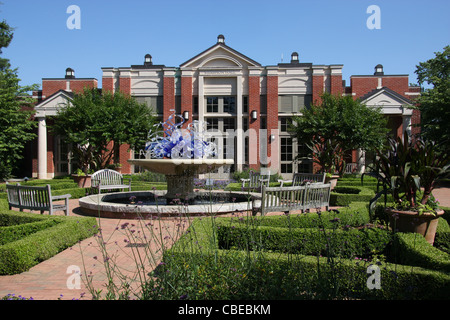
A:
51 88 157 174
415 46 450 152
0 20 38 179
290 92 388 175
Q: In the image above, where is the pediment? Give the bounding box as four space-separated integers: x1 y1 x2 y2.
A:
180 43 261 69
35 90 73 117
361 87 411 106
361 87 413 115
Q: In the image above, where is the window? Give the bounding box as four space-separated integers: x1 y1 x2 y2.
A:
223 118 236 131
278 95 312 113
281 163 293 174
243 96 248 113
134 96 163 114
193 96 198 114
205 96 236 114
207 118 219 131
281 137 293 162
207 97 219 113
280 117 291 132
281 137 294 174
223 97 236 113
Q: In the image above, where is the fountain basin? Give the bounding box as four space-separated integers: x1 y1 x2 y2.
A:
128 158 234 175
128 158 234 202
79 190 260 219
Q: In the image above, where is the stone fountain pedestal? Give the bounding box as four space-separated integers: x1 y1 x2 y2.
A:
128 158 234 202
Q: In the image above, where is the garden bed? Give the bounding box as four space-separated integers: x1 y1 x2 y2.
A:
156 202 450 300
0 211 98 275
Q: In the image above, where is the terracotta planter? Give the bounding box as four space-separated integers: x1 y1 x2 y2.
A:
72 174 92 188
386 208 444 245
325 175 339 190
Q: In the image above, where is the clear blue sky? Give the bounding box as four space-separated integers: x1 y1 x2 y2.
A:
2 0 449 89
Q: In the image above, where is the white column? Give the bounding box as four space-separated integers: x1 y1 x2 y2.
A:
357 149 366 174
198 75 204 123
402 115 412 137
37 117 48 179
235 75 243 172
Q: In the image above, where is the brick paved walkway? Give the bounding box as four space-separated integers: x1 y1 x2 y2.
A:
0 199 191 300
0 187 448 300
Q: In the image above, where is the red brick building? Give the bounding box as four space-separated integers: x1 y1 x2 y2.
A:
31 35 420 179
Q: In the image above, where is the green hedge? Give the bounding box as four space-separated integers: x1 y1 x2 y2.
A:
392 232 450 272
247 201 371 229
163 218 450 300
0 219 61 245
217 223 391 259
224 182 280 191
330 186 375 206
0 211 98 275
162 195 450 300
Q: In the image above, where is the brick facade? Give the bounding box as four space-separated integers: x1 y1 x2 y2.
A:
102 77 114 93
181 76 193 128
31 37 420 179
119 76 131 95
312 74 324 104
163 73 175 125
41 78 97 99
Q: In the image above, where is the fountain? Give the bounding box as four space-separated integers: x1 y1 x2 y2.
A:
79 112 259 218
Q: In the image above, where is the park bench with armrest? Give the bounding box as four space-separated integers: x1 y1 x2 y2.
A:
6 183 71 216
91 169 132 194
252 182 331 216
278 172 326 187
241 171 271 191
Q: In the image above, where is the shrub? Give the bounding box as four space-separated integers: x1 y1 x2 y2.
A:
391 232 450 272
217 223 391 259
330 186 375 206
247 202 371 229
0 219 61 245
0 212 98 275
161 217 450 300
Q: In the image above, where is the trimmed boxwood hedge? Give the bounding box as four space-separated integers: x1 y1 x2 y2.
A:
217 223 391 259
164 217 450 300
0 211 98 275
392 232 450 272
330 186 375 206
163 187 450 299
244 201 371 229
0 219 61 245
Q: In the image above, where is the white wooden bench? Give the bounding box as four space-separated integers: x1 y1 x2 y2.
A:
252 183 331 216
6 183 71 216
304 182 331 211
91 169 132 194
241 171 271 191
278 172 326 187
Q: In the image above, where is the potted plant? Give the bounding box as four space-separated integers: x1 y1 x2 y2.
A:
325 172 339 190
113 163 122 173
363 134 449 245
72 168 93 188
